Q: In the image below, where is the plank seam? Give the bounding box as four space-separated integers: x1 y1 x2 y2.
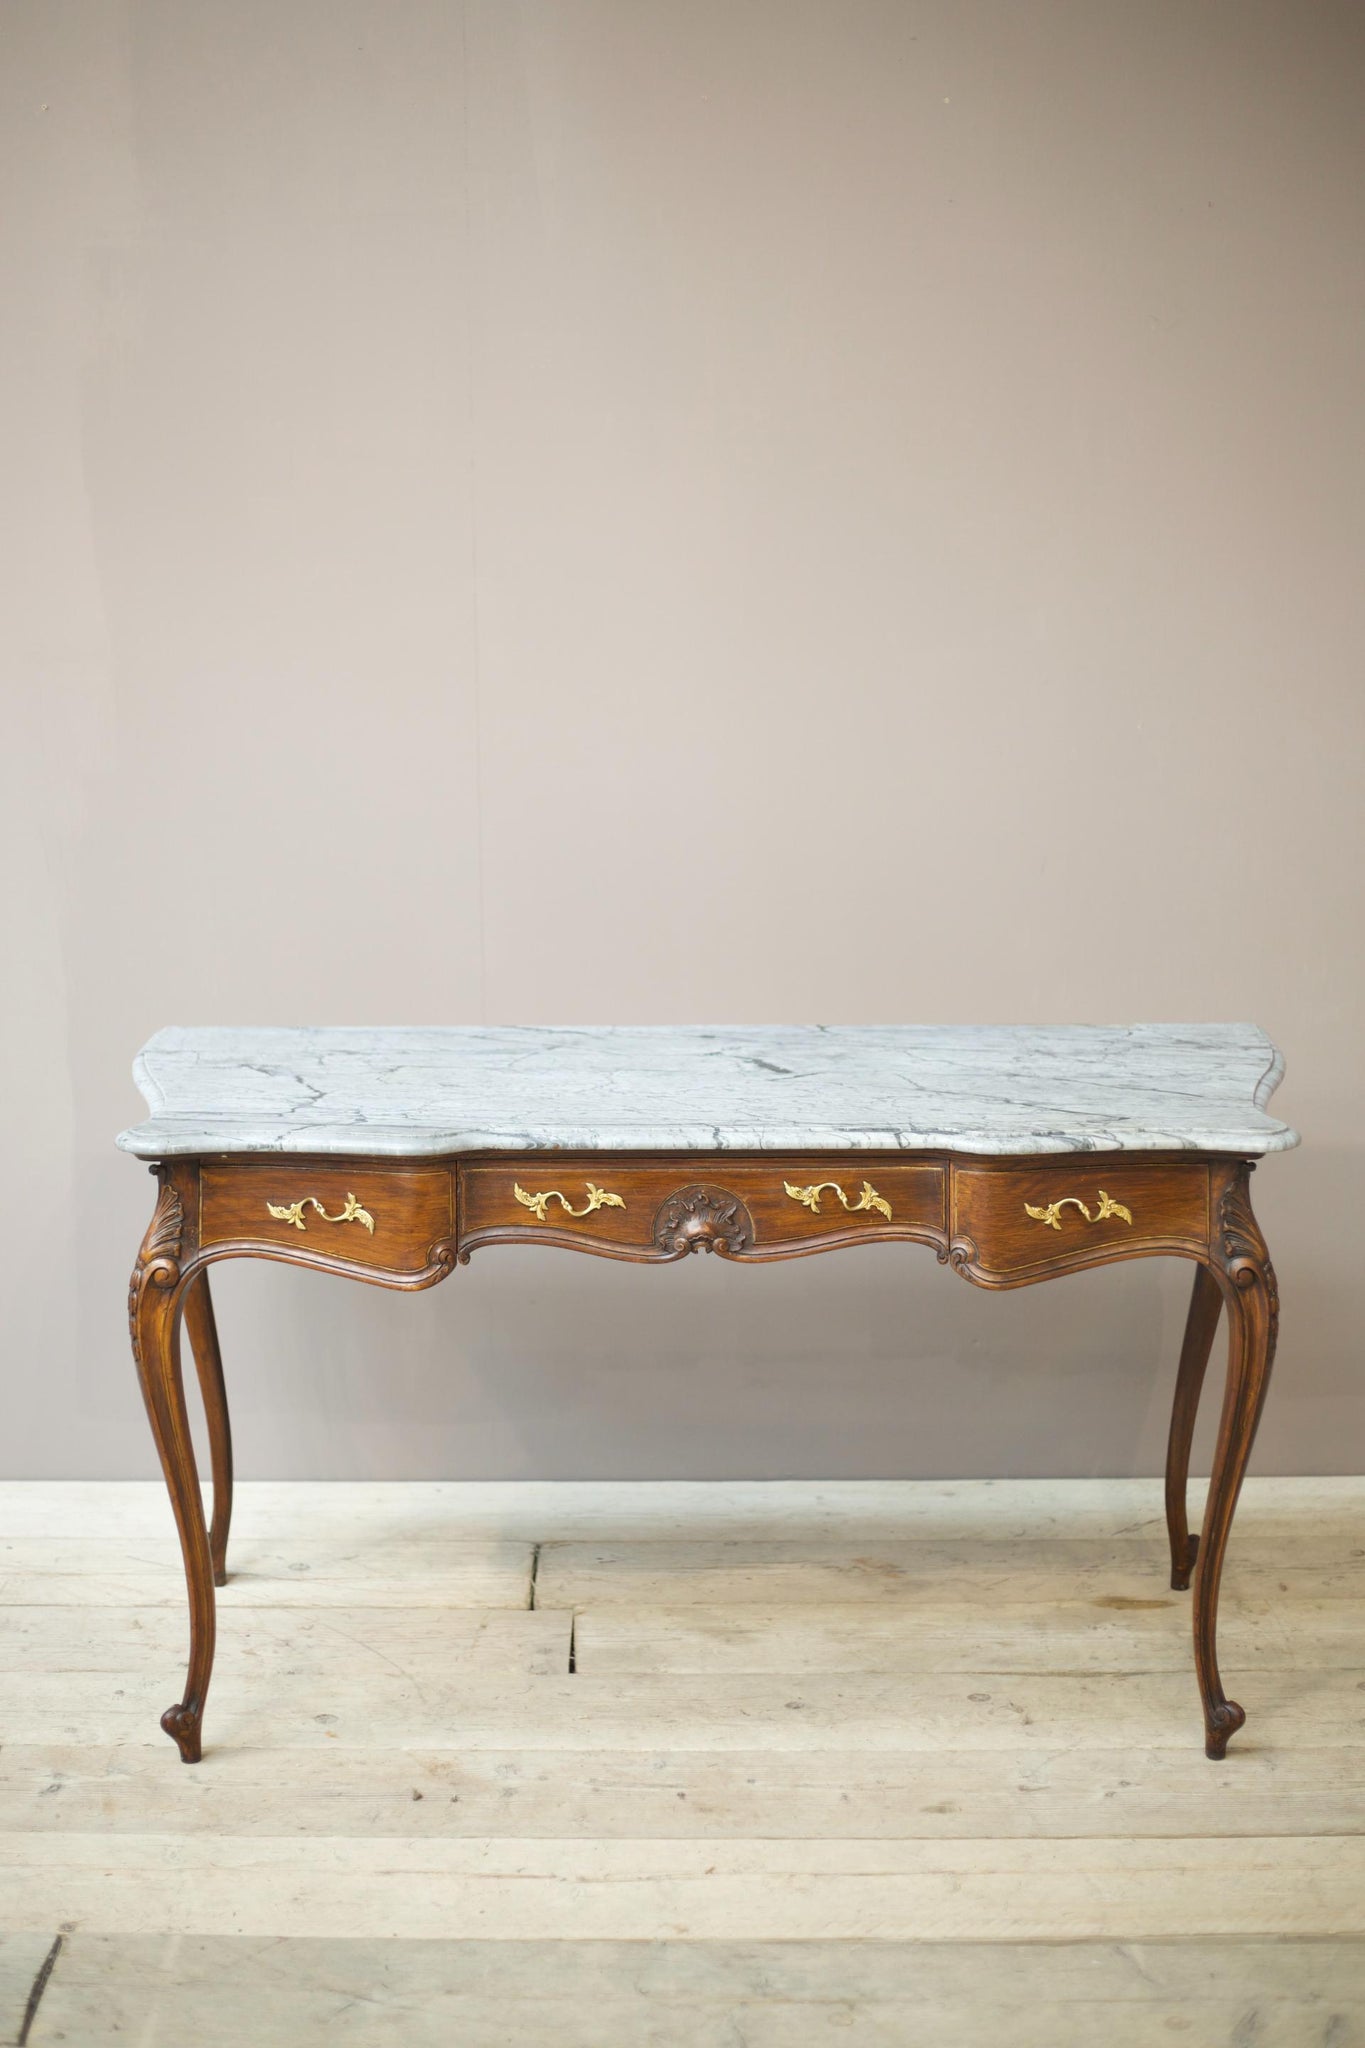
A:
16 1932 62 2047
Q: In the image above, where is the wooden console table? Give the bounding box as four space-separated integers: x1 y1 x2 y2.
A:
120 1024 1295 1764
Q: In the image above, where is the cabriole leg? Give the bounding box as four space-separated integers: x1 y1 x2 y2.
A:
1164 1262 1223 1590
128 1175 216 1762
1194 1166 1279 1759
182 1268 233 1586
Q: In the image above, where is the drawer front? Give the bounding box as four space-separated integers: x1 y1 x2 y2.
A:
460 1163 653 1254
459 1159 945 1259
200 1162 454 1274
952 1161 1210 1279
741 1162 945 1250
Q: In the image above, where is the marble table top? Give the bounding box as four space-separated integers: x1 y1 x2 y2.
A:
117 1024 1298 1160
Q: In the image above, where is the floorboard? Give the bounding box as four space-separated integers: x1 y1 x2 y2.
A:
21 1935 1365 2046
0 1478 1361 2041
3 1741 1360 1839
573 1596 1365 1671
5 1832 1365 1941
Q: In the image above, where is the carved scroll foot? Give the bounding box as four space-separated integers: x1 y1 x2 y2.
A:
130 1169 217 1763
160 1700 203 1764
1204 1697 1246 1762
1171 1531 1199 1594
1192 1166 1278 1760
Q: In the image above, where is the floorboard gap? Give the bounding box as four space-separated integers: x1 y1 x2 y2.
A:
18 1933 62 2047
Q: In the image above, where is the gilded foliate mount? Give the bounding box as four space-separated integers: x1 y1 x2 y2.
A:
1024 1190 1133 1231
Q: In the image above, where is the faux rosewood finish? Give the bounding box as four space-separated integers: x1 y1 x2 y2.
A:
127 1146 1279 1766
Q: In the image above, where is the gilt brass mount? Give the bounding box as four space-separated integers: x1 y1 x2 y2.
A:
265 1192 376 1234
783 1179 892 1220
513 1182 626 1224
1024 1190 1133 1231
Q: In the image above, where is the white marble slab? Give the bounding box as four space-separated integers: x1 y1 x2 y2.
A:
116 1025 1297 1159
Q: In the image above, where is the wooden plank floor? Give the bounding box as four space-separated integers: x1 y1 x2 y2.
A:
0 1477 1363 2044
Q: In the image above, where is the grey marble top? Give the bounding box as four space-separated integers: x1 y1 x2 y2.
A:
117 1024 1298 1160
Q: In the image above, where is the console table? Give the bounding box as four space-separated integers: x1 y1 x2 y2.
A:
120 1023 1296 1764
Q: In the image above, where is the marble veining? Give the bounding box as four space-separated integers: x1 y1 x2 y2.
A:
117 1024 1298 1159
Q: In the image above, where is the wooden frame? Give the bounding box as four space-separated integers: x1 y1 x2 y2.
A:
129 1148 1278 1764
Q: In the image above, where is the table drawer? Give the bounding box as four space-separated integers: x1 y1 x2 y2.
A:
951 1160 1210 1279
459 1158 945 1259
741 1161 945 1250
200 1161 454 1274
460 1163 652 1253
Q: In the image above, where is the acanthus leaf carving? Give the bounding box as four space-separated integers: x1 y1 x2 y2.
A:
1217 1164 1279 1347
128 1174 185 1365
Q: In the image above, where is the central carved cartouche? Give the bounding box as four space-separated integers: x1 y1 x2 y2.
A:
653 1184 755 1258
